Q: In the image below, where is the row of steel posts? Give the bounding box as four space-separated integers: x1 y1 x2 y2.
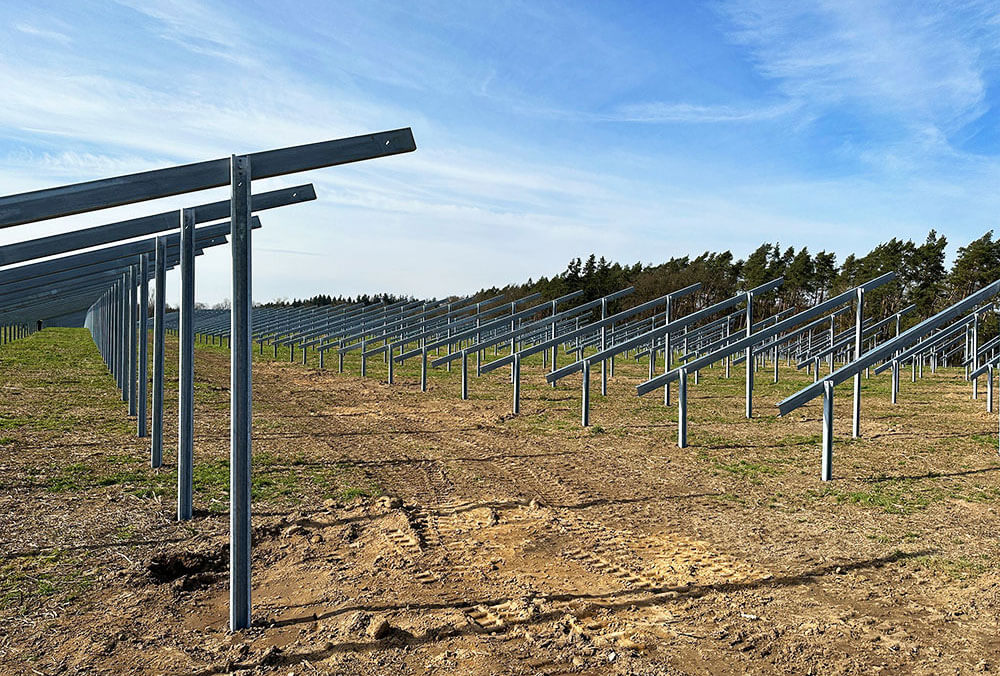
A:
0 323 35 343
84 171 249 630
86 241 168 459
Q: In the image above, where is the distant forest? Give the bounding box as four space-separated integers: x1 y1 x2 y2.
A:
260 230 1000 334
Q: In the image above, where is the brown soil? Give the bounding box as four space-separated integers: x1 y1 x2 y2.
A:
3 328 1000 675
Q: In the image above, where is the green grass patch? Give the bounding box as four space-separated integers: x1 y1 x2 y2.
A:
0 549 94 615
46 462 92 492
339 485 379 501
0 416 28 431
45 459 173 498
696 449 785 483
832 477 947 514
908 553 993 580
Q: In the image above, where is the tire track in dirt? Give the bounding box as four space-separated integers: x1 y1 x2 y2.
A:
345 428 561 641
294 386 774 659
295 369 825 669
380 507 533 637
349 426 514 616
473 452 663 590
472 445 768 595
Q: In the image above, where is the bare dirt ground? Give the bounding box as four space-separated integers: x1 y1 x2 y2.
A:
4 327 1000 675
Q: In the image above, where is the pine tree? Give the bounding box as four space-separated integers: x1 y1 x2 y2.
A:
740 243 773 290
813 251 837 303
909 230 947 316
785 248 815 308
948 231 1000 303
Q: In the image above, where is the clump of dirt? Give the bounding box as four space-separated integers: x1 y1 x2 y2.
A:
146 545 228 590
253 521 284 539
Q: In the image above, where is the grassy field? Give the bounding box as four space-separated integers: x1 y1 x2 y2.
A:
3 326 1000 674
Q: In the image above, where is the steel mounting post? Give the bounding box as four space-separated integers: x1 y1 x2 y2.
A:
229 154 253 632
678 367 688 448
128 264 138 416
852 287 863 438
822 380 834 481
177 209 195 521
151 238 166 467
138 254 149 437
745 293 753 418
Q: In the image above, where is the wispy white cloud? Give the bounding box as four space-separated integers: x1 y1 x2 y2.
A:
14 22 72 45
111 0 253 66
504 98 798 125
0 57 418 166
719 0 1000 138
599 100 800 124
256 247 326 257
3 149 166 179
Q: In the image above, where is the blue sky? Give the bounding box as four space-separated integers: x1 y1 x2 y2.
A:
2 1 1000 304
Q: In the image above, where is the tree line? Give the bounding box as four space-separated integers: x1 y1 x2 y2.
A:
471 230 1000 334
257 292 412 308
263 229 1000 336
